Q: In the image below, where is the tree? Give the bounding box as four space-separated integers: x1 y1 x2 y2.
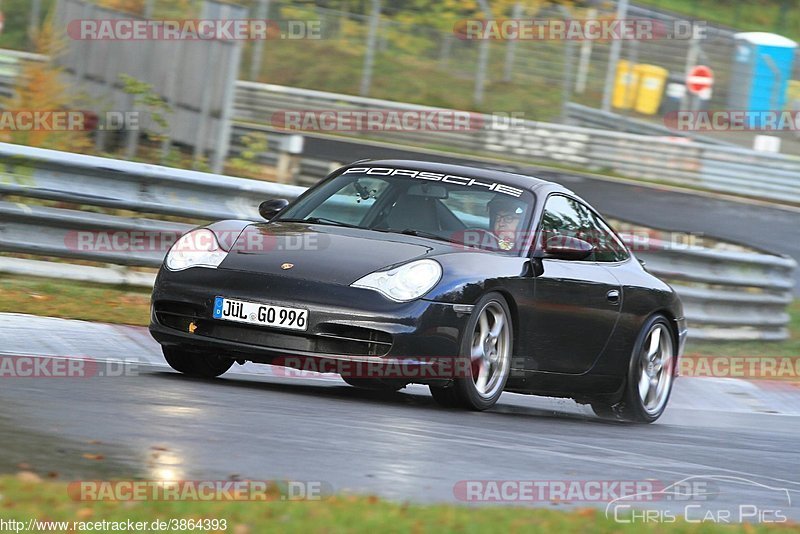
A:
0 12 93 152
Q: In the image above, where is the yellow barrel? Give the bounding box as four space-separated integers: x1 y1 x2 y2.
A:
612 60 639 110
787 80 800 107
634 64 669 115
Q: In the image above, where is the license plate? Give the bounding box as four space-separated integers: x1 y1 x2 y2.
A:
212 297 308 331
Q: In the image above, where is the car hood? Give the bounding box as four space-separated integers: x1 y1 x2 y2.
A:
218 222 442 285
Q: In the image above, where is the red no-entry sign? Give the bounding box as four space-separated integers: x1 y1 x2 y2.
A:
687 65 714 95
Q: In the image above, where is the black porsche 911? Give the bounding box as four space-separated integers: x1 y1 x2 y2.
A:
149 160 687 423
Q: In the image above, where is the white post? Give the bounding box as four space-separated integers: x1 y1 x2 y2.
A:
502 2 523 83
681 26 701 110
601 0 629 112
359 0 381 96
249 0 270 81
574 7 596 94
474 0 493 105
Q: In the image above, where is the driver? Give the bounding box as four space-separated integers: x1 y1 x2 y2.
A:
488 196 526 251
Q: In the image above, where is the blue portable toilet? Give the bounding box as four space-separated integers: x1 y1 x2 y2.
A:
727 32 797 115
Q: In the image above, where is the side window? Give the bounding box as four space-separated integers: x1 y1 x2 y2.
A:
540 195 589 244
540 195 629 262
582 210 630 263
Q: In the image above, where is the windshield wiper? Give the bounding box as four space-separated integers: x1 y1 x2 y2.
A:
279 217 361 228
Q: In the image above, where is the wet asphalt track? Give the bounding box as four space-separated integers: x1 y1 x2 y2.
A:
2 315 799 521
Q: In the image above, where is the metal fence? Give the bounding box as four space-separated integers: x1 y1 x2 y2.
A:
233 1 799 116
0 141 794 341
22 0 800 121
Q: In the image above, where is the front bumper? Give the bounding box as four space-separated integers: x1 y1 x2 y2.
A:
149 266 468 369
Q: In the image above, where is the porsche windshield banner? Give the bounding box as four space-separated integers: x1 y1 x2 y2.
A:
342 167 525 198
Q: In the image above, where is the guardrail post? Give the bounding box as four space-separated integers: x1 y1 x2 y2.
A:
276 134 305 184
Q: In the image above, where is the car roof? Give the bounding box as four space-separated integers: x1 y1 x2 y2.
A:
342 159 567 193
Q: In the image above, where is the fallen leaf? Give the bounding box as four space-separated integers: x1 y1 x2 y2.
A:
82 454 105 461
16 471 42 483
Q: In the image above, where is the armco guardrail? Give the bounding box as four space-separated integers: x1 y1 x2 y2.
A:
626 237 796 341
235 81 800 204
564 103 738 147
0 142 795 341
0 142 305 221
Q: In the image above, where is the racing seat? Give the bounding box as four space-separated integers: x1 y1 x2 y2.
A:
382 196 443 232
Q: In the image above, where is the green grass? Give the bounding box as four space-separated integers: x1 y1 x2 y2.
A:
0 274 151 327
635 0 799 41
253 38 568 121
0 475 795 533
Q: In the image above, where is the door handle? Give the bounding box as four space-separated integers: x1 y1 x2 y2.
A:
607 289 620 304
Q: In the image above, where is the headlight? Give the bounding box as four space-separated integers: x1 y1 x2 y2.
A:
351 259 442 302
165 229 228 271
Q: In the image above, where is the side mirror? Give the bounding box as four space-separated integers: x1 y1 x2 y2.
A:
259 199 289 221
544 235 594 261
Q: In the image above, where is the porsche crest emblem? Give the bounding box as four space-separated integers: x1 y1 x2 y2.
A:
281 263 294 270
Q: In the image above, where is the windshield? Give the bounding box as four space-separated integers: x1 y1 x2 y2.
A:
276 167 535 254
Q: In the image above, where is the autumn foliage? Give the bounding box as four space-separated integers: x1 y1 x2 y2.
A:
1 15 93 152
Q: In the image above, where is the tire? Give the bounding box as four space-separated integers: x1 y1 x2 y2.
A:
429 292 513 411
341 377 406 391
163 347 234 378
591 315 676 423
